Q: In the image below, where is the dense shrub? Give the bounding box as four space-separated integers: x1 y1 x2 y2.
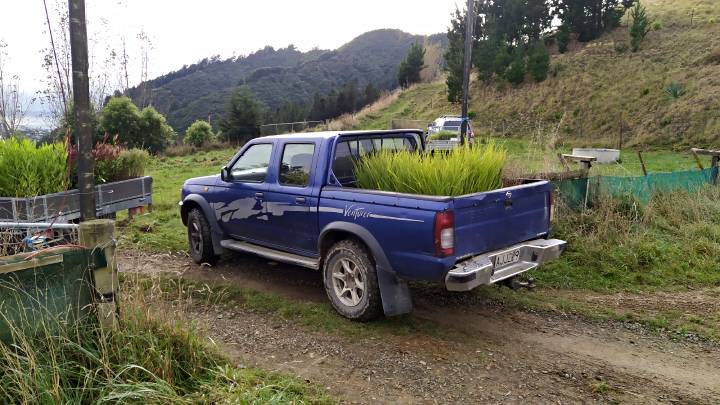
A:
355 144 506 196
527 42 551 82
185 120 214 147
493 49 513 77
68 139 149 184
117 149 150 179
0 138 68 197
138 106 175 154
505 54 526 86
92 141 125 184
100 97 175 154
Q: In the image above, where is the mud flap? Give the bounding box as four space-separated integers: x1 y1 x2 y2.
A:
376 264 413 316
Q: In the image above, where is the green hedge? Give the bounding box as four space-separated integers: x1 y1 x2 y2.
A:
0 138 68 197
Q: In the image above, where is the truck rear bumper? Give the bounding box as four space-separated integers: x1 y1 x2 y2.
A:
445 239 566 292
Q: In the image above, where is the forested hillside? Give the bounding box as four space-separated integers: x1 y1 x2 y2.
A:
351 0 720 149
128 29 446 132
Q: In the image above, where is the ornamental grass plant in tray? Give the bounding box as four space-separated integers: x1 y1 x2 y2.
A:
354 143 507 196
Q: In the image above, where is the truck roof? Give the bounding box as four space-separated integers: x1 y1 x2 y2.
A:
254 129 424 141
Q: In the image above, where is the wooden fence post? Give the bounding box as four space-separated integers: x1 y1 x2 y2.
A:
79 219 118 330
637 151 648 176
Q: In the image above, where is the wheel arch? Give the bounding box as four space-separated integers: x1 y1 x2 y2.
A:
319 221 412 317
180 194 226 254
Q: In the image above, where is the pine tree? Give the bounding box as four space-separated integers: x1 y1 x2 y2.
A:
398 43 426 88
557 23 571 54
527 42 550 82
219 87 265 142
505 52 526 86
364 83 380 105
630 1 651 52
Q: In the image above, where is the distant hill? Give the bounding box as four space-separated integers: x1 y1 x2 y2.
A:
349 0 720 149
128 29 446 132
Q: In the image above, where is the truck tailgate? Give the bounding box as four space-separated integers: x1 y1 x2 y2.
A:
452 181 551 258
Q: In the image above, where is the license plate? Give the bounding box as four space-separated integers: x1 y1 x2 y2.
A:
494 249 521 268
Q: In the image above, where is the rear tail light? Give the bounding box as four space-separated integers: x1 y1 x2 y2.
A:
434 211 455 257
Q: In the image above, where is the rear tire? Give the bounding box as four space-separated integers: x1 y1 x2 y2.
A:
323 239 383 321
187 208 218 265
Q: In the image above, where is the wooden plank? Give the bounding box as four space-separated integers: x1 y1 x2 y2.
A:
0 254 64 275
691 148 720 157
562 154 598 163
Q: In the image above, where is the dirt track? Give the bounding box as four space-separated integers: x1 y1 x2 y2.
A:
120 250 720 404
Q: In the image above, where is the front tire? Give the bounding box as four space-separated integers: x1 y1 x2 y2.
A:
187 208 218 265
323 239 382 321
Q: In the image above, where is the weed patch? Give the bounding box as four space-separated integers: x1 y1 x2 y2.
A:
0 276 332 403
539 187 720 291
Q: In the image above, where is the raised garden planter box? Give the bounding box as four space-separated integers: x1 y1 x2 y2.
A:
0 176 152 223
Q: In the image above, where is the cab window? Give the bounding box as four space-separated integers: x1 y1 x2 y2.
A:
279 143 315 187
229 143 272 182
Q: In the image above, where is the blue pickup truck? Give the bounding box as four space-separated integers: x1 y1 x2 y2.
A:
179 130 565 320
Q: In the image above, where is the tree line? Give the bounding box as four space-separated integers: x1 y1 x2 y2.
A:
445 0 637 101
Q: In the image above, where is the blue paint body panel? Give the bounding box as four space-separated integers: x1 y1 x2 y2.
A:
180 130 552 283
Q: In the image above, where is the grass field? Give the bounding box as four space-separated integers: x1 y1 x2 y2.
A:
117 148 236 252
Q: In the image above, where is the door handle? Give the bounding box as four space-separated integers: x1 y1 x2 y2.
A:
295 197 306 204
255 192 264 199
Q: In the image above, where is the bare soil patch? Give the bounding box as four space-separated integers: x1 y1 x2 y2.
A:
120 250 720 404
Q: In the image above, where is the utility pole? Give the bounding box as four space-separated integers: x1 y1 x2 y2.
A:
460 0 475 146
68 0 96 220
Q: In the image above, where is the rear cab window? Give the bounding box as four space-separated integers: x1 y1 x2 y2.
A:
331 133 420 187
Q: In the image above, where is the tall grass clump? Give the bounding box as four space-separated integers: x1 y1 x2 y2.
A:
355 143 506 196
0 275 330 404
0 138 68 197
117 149 150 179
539 186 720 291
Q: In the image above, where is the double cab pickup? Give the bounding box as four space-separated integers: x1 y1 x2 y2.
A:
179 130 566 320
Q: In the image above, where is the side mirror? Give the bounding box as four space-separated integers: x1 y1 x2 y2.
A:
220 166 231 182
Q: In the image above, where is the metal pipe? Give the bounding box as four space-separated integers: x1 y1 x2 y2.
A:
0 222 79 230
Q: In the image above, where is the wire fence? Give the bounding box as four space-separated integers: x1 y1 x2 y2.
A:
0 223 80 257
260 121 324 135
553 167 719 210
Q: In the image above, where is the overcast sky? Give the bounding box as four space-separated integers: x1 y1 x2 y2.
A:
2 0 461 97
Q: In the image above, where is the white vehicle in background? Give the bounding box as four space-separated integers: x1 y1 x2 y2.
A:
426 116 474 151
